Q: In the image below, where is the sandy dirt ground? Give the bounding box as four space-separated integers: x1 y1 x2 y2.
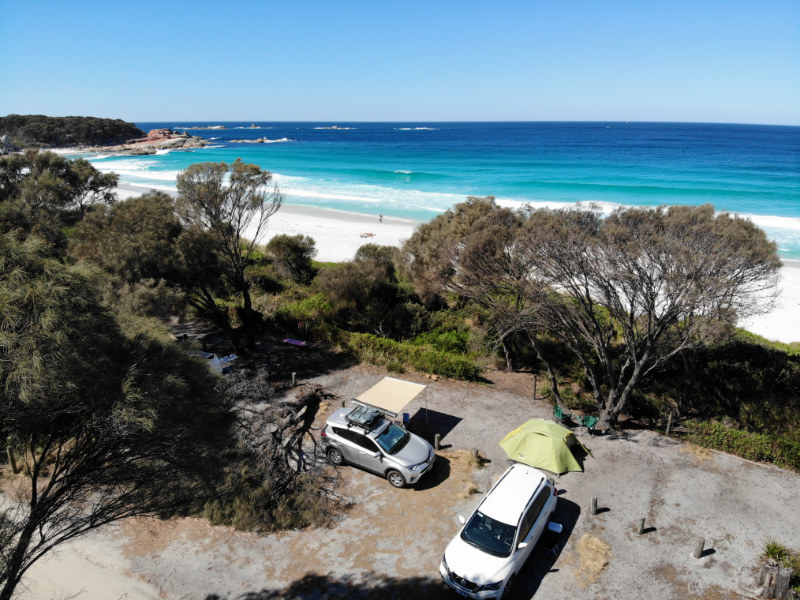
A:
15 363 800 600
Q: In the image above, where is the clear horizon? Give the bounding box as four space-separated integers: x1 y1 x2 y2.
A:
1 0 799 126
133 119 799 127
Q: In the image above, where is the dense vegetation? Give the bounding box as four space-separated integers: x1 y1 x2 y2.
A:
0 114 144 148
0 153 323 599
1 150 798 596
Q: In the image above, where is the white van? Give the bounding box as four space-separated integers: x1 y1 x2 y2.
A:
439 463 558 599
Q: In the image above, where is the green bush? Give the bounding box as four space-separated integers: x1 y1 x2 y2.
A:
411 328 470 354
339 331 482 380
536 381 596 414
685 422 800 471
275 293 334 323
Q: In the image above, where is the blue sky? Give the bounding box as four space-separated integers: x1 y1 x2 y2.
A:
1 0 798 125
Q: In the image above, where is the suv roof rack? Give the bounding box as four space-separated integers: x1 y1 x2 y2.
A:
345 404 384 430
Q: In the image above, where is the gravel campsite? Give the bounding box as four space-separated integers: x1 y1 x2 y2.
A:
20 363 800 600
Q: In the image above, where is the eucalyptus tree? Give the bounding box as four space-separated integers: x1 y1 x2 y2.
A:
403 201 781 428
516 204 780 428
176 160 282 348
0 232 233 600
70 190 183 284
0 151 117 247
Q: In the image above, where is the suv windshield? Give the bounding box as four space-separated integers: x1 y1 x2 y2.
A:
375 423 409 455
460 511 516 557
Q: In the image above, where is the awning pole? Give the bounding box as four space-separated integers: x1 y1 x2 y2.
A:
425 386 429 427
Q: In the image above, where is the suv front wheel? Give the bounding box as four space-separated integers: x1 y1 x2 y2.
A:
327 448 345 465
386 469 406 488
502 574 516 599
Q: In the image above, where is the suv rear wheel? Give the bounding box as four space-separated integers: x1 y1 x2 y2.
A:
327 448 345 465
386 469 406 488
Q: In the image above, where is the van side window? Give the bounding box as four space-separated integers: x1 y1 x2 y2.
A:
519 486 551 543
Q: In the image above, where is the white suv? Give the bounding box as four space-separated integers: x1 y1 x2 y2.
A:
439 463 558 599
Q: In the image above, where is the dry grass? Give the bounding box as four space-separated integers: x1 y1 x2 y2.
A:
573 534 611 586
679 443 713 462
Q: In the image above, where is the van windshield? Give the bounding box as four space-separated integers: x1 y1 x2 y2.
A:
460 511 516 557
376 423 409 455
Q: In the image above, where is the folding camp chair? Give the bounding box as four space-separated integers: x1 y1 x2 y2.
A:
553 404 574 426
576 414 599 435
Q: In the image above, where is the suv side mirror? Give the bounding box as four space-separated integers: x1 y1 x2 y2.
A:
458 515 466 525
517 542 528 549
372 451 381 459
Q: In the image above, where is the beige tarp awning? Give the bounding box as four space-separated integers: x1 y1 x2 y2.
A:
354 376 427 417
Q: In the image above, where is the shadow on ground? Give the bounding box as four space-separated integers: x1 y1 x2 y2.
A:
204 572 447 600
513 497 581 599
407 409 462 447
414 454 451 491
172 319 360 384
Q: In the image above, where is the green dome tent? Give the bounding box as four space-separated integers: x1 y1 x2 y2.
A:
499 419 591 475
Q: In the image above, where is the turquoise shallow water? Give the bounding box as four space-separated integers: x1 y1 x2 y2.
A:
83 122 800 259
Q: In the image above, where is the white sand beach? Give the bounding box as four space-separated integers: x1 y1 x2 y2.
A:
115 183 419 264
115 184 800 344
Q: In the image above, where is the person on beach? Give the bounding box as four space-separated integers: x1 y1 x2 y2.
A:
379 213 383 223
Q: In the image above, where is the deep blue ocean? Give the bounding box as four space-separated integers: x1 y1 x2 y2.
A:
83 122 800 259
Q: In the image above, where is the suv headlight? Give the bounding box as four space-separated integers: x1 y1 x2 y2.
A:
479 581 503 591
440 554 449 575
410 462 427 471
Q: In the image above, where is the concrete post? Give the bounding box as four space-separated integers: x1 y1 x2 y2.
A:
591 497 598 515
6 445 18 474
637 517 646 535
693 538 705 559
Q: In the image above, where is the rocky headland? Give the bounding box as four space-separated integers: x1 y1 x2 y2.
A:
86 128 208 155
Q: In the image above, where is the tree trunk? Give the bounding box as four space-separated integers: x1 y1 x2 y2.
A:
758 561 793 599
0 519 37 600
500 337 513 372
678 349 698 417
240 288 257 350
528 334 564 405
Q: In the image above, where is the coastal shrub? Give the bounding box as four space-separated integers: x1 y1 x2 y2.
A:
411 328 470 354
244 263 284 294
534 380 597 414
112 278 186 319
685 422 800 471
648 337 800 437
340 331 482 380
735 329 800 358
264 234 317 284
275 293 334 324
